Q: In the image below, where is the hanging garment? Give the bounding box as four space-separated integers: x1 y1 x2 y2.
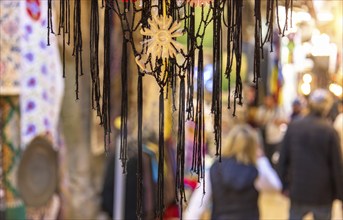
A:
19 0 64 150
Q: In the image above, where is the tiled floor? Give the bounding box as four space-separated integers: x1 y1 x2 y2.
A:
259 192 343 220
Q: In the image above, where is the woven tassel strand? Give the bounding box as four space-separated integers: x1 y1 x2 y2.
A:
136 73 143 219
191 46 205 183
156 88 165 220
73 0 83 100
176 76 186 218
212 0 223 160
120 39 129 173
103 5 112 153
253 0 262 88
90 0 102 122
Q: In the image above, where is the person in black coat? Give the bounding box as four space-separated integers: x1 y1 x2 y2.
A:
278 89 343 220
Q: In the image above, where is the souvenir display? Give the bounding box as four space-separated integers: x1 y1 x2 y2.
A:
48 0 294 218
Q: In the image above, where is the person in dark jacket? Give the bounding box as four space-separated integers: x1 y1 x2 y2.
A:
278 89 343 220
185 124 282 220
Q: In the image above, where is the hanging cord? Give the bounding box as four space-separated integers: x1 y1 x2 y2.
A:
72 0 83 100
264 0 275 52
191 46 205 185
90 0 103 122
103 4 112 153
47 0 55 46
253 0 262 89
120 39 129 173
136 73 143 219
225 0 234 109
232 0 243 116
156 88 165 220
186 6 195 121
175 75 186 217
211 0 223 161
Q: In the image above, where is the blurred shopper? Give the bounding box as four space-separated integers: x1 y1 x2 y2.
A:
278 89 343 220
184 124 281 220
290 98 304 121
255 95 288 165
334 99 343 154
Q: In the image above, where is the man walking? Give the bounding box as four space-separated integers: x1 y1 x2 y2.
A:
278 89 343 220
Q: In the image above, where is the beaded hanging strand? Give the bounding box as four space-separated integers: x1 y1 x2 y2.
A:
224 0 233 109
47 0 54 46
136 1 151 218
72 0 83 100
90 0 102 122
211 0 223 161
253 0 263 88
102 2 112 153
232 0 243 116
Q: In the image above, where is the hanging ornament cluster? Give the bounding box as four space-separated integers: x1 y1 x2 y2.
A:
47 0 294 219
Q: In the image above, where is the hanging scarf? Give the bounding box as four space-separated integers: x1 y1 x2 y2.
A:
20 0 64 150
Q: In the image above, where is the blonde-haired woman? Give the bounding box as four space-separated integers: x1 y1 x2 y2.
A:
184 124 281 220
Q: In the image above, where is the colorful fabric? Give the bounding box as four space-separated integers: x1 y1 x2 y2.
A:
0 2 21 95
19 1 64 149
0 97 26 219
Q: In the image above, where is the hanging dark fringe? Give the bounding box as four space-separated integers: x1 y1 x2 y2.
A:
232 0 243 116
136 1 149 219
90 0 103 122
103 5 112 153
58 0 66 78
156 88 165 219
72 0 83 100
136 74 143 219
175 76 186 218
186 6 195 121
169 61 178 112
191 46 205 186
212 1 222 160
120 39 129 173
225 0 234 109
47 0 54 46
265 0 275 52
253 0 262 88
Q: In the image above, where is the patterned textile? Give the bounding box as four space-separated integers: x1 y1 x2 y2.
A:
0 1 63 218
0 97 26 219
0 2 21 95
19 0 64 149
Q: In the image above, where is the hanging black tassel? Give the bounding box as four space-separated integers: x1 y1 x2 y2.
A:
73 0 83 100
232 0 243 116
212 0 223 160
253 0 262 88
136 73 143 219
265 0 275 52
90 0 102 122
191 46 205 185
156 88 165 219
47 0 54 46
120 39 129 173
103 4 112 153
225 0 234 109
175 75 186 218
186 6 195 121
